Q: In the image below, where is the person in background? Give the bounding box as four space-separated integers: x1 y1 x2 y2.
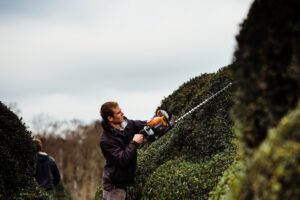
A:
99 101 145 200
33 138 61 196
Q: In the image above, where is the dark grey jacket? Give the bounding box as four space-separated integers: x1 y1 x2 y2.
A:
100 119 146 191
35 152 61 191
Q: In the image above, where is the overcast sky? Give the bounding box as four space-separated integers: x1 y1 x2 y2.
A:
0 0 253 130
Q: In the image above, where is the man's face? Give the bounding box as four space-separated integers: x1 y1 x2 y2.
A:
108 106 124 125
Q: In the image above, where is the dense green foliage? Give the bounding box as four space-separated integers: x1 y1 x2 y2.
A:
232 0 300 149
246 105 300 199
209 0 300 199
13 186 50 200
143 147 235 200
217 104 300 200
95 67 235 199
0 101 49 199
94 186 103 200
209 158 246 200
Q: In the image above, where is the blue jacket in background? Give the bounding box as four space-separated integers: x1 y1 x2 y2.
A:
35 152 61 191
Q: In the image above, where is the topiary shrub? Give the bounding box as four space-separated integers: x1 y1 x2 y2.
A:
221 0 300 199
125 67 235 199
0 101 49 199
142 148 235 200
232 0 300 149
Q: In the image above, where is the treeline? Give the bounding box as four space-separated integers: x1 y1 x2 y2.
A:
35 120 105 200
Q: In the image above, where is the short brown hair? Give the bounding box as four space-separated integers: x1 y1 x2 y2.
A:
100 101 118 123
33 138 43 153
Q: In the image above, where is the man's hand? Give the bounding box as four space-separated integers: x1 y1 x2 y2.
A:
133 134 144 144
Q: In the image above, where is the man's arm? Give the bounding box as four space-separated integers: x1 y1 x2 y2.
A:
132 120 147 134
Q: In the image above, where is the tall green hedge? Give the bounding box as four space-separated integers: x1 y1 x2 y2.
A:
0 102 49 199
126 67 235 199
215 103 300 200
232 0 300 149
209 0 300 199
246 104 300 199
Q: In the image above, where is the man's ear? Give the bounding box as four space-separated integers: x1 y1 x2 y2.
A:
108 116 113 122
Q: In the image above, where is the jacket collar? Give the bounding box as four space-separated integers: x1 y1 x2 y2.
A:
101 120 113 132
101 117 129 133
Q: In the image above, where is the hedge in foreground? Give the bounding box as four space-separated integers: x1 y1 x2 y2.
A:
246 105 300 199
232 0 300 149
221 102 300 200
220 0 300 199
0 101 49 199
142 148 235 200
209 159 245 200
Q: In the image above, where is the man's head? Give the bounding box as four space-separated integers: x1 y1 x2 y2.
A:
100 101 124 126
33 138 43 153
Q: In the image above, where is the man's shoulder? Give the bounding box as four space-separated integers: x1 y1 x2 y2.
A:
37 152 57 165
46 155 57 165
48 155 56 161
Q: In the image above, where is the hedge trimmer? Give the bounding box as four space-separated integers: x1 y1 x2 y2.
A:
141 82 232 139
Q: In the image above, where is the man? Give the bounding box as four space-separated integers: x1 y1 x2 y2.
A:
33 138 61 196
100 101 145 200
